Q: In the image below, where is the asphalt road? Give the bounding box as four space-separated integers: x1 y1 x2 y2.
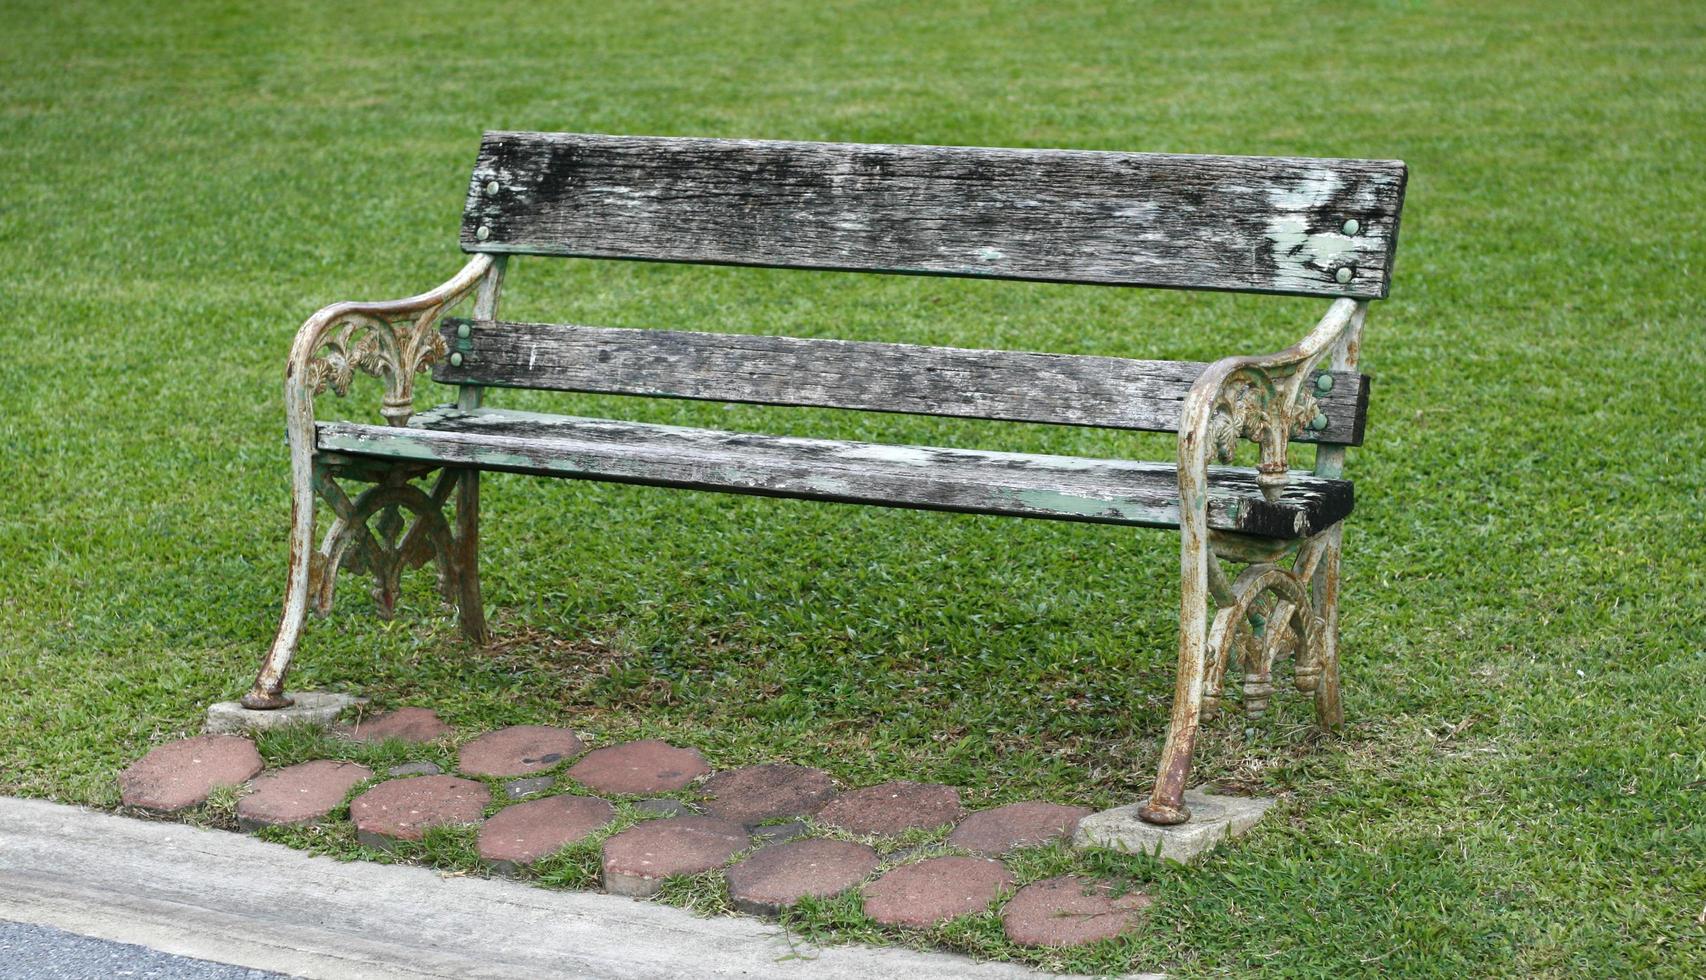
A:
0 920 283 979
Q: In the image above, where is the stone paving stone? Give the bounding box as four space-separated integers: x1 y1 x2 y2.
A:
341 707 452 744
502 776 556 800
861 856 1013 928
387 761 442 777
118 735 265 814
946 801 1096 856
724 839 879 915
701 763 837 826
816 781 963 836
236 760 373 831
458 725 585 778
478 794 616 873
600 816 749 897
634 798 697 817
205 691 358 735
1000 875 1152 948
349 775 490 848
566 740 708 796
749 820 809 845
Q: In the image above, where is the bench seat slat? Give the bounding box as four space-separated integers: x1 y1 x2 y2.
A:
435 319 1370 445
462 132 1407 298
315 407 1353 539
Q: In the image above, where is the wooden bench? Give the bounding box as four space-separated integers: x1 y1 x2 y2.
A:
244 132 1407 826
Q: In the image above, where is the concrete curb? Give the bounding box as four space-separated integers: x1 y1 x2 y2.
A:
0 797 1122 979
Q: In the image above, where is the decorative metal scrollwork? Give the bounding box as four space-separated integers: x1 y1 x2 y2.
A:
1200 530 1331 723
308 464 463 621
1206 366 1323 501
302 308 453 427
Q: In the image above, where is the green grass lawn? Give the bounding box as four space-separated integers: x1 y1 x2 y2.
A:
3 0 1702 974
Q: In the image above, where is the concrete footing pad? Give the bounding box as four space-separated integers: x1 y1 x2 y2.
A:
0 797 1070 979
204 692 359 734
1074 789 1275 865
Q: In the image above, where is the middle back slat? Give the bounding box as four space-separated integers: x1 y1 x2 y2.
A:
435 319 1369 444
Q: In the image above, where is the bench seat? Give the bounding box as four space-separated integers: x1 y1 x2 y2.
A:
316 406 1353 539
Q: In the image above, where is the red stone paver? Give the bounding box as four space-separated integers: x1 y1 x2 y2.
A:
724 838 878 915
458 725 585 777
565 739 708 795
862 856 1013 928
702 763 837 826
601 815 748 897
478 794 616 871
816 781 963 836
1000 875 1152 947
342 707 452 744
236 760 373 830
349 775 490 847
118 735 264 813
946 801 1095 856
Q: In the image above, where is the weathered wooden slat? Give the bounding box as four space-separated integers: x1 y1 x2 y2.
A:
316 407 1353 538
434 319 1370 445
460 132 1406 298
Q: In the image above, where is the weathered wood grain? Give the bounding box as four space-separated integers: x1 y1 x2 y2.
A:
460 132 1407 298
434 319 1370 445
316 407 1353 538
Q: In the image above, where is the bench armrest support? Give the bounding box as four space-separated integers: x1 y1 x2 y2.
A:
285 253 496 429
1180 298 1366 504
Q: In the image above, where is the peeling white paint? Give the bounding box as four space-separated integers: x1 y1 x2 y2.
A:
1265 170 1357 280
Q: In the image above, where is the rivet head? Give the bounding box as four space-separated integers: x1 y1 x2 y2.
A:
1315 373 1335 393
1342 218 1360 235
449 351 464 367
484 181 500 196
475 225 491 241
1335 266 1354 284
1310 413 1329 431
456 323 471 339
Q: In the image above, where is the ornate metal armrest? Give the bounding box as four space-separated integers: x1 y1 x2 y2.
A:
1178 297 1363 501
285 253 495 428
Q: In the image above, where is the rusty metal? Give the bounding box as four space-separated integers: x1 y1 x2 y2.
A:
1139 298 1367 825
242 255 498 710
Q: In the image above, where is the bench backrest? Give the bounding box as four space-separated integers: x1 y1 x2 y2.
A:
441 132 1405 444
461 132 1406 298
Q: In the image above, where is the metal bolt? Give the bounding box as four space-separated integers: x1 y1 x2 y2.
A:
1342 218 1360 235
476 225 491 241
1315 373 1335 393
456 323 471 339
449 351 464 367
484 181 500 196
1335 266 1354 284
1310 413 1329 431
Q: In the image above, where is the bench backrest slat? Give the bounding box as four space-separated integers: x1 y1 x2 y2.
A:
461 132 1407 299
435 318 1370 445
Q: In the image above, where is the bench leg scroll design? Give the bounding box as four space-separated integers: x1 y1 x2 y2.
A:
311 465 464 622
245 460 487 710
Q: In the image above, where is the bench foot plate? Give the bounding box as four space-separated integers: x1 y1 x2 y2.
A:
1078 790 1275 864
209 692 360 734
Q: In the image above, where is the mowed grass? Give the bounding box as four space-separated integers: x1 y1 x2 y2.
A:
2 0 1702 975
